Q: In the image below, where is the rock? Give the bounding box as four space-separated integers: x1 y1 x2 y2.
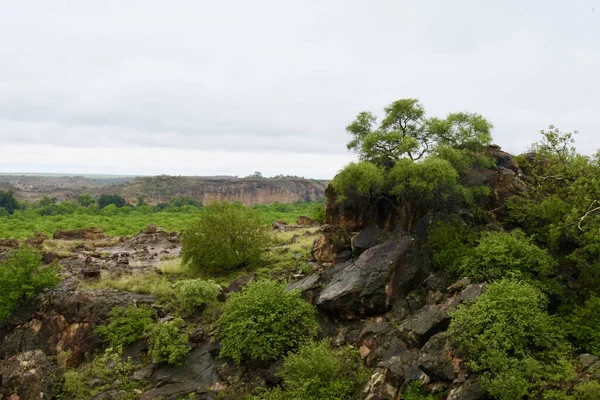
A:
296 215 316 225
358 322 415 367
43 252 59 264
578 354 600 369
146 224 158 234
52 227 105 240
141 342 219 400
418 333 454 381
286 274 322 303
446 377 484 400
316 237 427 320
0 288 156 366
485 145 521 173
217 275 255 301
25 233 48 248
351 226 393 256
0 350 59 400
311 224 352 264
272 221 287 231
0 238 19 253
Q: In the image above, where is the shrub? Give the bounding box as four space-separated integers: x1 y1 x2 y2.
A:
59 347 139 400
402 380 435 400
448 280 574 399
181 202 273 273
567 295 600 355
278 340 369 400
98 194 127 209
426 216 477 275
459 230 556 286
216 280 318 364
146 318 190 364
95 305 155 348
573 381 600 400
0 246 60 321
172 278 221 313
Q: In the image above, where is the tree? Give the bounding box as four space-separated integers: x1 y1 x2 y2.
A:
76 193 96 207
0 190 20 214
98 194 127 209
0 246 61 321
181 202 273 272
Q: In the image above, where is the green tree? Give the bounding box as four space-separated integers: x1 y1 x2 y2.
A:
448 280 574 399
98 194 127 209
0 246 61 321
0 190 20 214
181 202 273 272
567 295 600 355
76 193 96 207
216 280 318 364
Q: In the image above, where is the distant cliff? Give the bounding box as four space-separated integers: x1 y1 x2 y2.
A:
1 175 328 206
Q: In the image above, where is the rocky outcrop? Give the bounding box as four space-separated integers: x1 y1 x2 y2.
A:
52 227 105 240
1 288 156 366
311 224 352 264
316 237 429 319
296 215 316 225
0 350 59 400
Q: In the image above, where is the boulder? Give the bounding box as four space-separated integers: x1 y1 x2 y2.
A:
446 377 484 400
0 350 59 400
316 237 427 320
311 224 352 264
146 224 158 234
286 274 322 303
351 226 393 256
418 333 455 381
25 233 48 248
0 289 156 366
296 215 316 225
52 227 105 240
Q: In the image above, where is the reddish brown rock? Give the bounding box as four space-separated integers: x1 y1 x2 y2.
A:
0 350 59 400
311 224 352 264
296 215 316 225
52 227 105 240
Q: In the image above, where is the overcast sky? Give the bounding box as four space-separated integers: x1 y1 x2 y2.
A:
0 1 598 178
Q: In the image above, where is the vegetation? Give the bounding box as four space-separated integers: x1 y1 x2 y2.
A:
0 246 60 321
95 305 155 348
216 280 318 364
567 295 600 355
0 189 20 214
146 318 190 364
448 280 574 399
181 202 274 273
172 278 221 313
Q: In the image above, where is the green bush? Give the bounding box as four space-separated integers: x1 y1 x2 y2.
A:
146 318 190 364
573 381 600 400
216 280 318 364
567 295 600 355
172 278 221 313
94 305 155 348
459 230 556 286
402 380 434 400
426 217 477 275
181 202 273 273
0 246 60 321
58 347 139 400
448 280 574 399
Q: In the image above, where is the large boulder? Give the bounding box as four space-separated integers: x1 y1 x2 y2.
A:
52 227 105 240
311 224 352 264
316 237 428 319
351 226 393 256
0 350 59 400
1 288 156 367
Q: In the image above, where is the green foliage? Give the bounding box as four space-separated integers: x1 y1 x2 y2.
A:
181 202 273 273
216 280 318 364
0 246 60 321
459 230 557 286
401 380 435 400
76 193 96 207
448 280 574 399
0 189 20 214
146 317 190 364
58 347 140 400
426 216 477 275
567 295 600 355
95 305 155 348
330 161 385 203
437 112 493 151
98 194 128 209
573 381 600 400
172 278 221 313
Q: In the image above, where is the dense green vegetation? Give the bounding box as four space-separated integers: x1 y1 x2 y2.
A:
0 198 324 239
181 202 274 272
94 305 156 348
146 317 190 365
216 280 319 364
0 246 60 321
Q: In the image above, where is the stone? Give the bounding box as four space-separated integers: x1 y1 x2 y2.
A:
296 215 316 225
418 333 455 381
52 227 105 240
446 377 485 400
286 274 322 303
311 224 352 264
351 227 393 256
0 350 59 400
317 237 427 320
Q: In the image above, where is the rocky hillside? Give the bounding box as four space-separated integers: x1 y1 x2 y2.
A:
1 175 328 206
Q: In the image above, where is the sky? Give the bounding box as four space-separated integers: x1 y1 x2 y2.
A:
0 0 598 179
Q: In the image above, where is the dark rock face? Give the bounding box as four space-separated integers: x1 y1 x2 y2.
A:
316 237 428 320
52 226 105 240
140 341 219 400
1 289 156 366
0 350 59 400
311 224 352 264
418 333 454 381
351 226 393 256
